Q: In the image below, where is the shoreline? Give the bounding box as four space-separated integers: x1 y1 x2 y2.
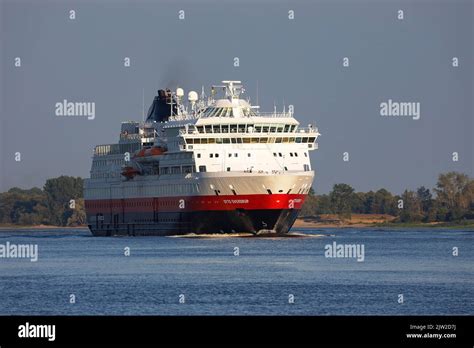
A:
1 217 473 231
0 224 88 230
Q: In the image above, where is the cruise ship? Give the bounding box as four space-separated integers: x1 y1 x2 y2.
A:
84 81 320 236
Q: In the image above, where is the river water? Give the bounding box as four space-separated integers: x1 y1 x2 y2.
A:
0 227 472 315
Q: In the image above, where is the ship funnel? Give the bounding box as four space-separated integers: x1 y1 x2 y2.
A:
146 89 178 122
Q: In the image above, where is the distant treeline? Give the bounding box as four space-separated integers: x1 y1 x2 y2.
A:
301 171 474 222
0 172 473 226
0 176 85 226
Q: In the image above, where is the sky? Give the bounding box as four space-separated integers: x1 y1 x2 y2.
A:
0 0 473 194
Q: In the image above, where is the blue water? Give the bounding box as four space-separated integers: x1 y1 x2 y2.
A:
0 228 472 315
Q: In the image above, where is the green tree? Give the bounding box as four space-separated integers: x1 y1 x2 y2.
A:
0 188 48 224
329 183 355 219
434 172 474 221
350 192 366 214
363 191 375 214
416 186 433 222
315 194 332 214
399 190 423 222
373 188 396 215
44 176 84 226
67 198 86 226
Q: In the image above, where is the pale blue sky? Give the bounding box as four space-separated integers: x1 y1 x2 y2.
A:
1 0 472 194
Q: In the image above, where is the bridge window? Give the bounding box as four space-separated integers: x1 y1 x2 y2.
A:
199 165 206 172
223 138 230 144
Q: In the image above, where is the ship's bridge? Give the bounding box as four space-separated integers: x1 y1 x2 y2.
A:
201 99 257 118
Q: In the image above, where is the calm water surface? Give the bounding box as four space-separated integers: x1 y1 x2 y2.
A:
0 227 472 315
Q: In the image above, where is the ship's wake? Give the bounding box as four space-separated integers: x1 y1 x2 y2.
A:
168 232 326 239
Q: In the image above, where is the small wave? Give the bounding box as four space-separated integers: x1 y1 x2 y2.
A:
168 232 325 239
169 233 252 238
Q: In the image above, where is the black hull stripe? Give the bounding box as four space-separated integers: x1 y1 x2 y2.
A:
88 209 300 236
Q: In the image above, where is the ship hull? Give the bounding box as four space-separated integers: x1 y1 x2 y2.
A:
87 208 300 236
84 172 314 237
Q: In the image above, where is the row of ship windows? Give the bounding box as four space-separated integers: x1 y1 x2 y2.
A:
92 166 198 179
94 143 141 156
274 152 307 158
195 124 296 133
186 136 315 144
94 159 124 167
89 200 188 209
89 184 200 198
93 153 193 167
196 152 307 159
91 172 122 179
202 107 257 118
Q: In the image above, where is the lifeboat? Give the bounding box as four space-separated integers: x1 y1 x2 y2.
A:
133 146 167 159
121 166 140 179
145 146 167 156
133 148 147 158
